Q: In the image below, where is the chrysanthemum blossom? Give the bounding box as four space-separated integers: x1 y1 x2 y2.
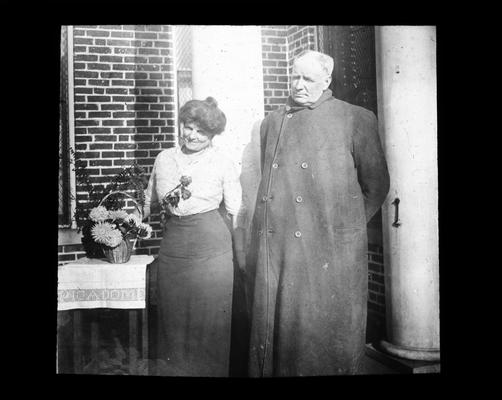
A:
91 222 123 247
89 206 109 222
108 209 130 221
180 175 192 186
138 223 153 239
105 230 124 247
181 188 191 200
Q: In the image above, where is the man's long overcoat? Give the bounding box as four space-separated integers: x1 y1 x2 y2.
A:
246 90 390 376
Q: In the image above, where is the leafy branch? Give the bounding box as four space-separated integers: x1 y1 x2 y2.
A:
70 147 149 232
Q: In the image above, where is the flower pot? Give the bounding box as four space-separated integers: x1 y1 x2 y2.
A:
102 238 134 264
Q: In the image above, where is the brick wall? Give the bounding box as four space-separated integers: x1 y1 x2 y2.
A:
260 25 318 116
367 243 386 342
260 26 290 115
58 25 176 264
58 243 86 264
286 25 318 74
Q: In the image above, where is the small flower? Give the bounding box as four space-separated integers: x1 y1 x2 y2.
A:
165 190 181 208
181 188 191 200
91 222 123 248
127 213 142 226
89 206 109 222
180 175 192 186
108 209 130 221
137 223 153 239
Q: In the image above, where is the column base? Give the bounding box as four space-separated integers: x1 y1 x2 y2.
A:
379 340 440 362
366 343 440 374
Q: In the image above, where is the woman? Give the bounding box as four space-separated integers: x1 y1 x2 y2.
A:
141 97 242 376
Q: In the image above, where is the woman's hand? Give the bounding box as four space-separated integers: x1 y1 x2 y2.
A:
235 249 246 273
232 224 247 273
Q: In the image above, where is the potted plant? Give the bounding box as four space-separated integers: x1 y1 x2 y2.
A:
87 192 153 263
70 149 150 260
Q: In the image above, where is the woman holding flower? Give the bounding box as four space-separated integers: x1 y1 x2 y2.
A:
140 97 242 376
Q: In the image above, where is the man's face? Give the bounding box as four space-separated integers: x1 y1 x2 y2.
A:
290 56 331 106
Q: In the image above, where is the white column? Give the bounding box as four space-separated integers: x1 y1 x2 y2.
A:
191 25 264 234
191 25 264 172
375 26 440 361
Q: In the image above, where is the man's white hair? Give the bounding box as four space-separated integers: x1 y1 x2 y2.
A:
294 50 334 77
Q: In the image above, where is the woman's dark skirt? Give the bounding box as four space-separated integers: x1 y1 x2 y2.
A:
153 209 234 376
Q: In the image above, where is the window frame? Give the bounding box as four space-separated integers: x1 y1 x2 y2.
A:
173 25 196 147
59 25 77 231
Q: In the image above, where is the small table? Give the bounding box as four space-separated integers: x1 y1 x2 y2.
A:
57 255 154 374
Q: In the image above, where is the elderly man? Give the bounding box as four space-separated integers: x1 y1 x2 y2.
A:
244 50 390 376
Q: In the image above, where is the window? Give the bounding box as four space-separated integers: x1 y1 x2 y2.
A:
173 25 193 141
59 26 76 228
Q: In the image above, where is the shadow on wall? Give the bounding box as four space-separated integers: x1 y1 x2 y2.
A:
228 118 262 377
238 119 262 250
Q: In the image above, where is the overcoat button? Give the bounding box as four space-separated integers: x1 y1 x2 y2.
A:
296 196 303 203
301 162 308 169
262 195 268 202
272 163 278 169
258 230 263 236
287 113 293 118
294 231 302 238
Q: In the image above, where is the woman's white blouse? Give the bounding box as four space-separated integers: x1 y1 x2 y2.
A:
144 146 242 217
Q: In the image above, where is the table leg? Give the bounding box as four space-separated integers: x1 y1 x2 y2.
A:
142 308 148 358
90 317 99 368
73 310 82 374
129 310 138 375
56 311 68 373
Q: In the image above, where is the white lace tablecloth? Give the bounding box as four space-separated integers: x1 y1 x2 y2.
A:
57 255 154 311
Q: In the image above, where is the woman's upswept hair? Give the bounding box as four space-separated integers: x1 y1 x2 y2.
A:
178 97 226 136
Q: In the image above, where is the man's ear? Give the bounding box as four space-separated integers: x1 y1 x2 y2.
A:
323 75 332 90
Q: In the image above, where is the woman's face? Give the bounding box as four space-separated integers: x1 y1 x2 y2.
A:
180 122 214 153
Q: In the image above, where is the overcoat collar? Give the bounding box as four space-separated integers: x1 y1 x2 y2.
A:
285 89 333 113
